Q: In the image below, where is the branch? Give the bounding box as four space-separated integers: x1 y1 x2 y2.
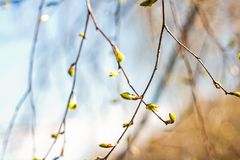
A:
116 4 198 159
164 25 240 98
169 1 217 159
42 11 90 160
85 0 170 159
1 0 46 159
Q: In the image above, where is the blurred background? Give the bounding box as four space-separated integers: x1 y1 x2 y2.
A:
0 0 240 159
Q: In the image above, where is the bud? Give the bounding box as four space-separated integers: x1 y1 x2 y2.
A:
213 81 221 89
230 91 240 97
112 45 125 63
238 51 240 60
146 103 158 112
51 133 59 139
169 113 176 124
32 158 41 160
68 93 77 110
120 92 141 100
109 70 120 77
79 33 86 38
140 0 157 7
99 143 114 148
68 63 75 77
123 120 133 128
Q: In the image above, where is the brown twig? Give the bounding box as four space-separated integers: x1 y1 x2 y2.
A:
42 11 90 160
116 4 198 160
86 0 168 159
164 25 240 98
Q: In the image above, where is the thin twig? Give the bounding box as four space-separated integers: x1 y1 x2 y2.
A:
1 0 45 159
116 4 198 160
42 11 90 160
86 0 168 159
164 25 240 98
1 89 30 160
169 1 217 159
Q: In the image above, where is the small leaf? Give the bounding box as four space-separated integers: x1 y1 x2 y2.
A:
146 103 158 112
123 120 133 128
79 33 86 38
39 14 49 23
109 70 120 77
99 143 114 148
140 0 157 7
51 131 64 139
120 92 141 100
169 113 176 124
68 63 75 77
51 133 59 139
112 45 125 63
213 81 222 89
68 93 77 110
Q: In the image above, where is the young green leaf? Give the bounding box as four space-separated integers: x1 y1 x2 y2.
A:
169 113 176 124
79 33 86 38
140 0 157 7
120 92 141 100
68 93 77 110
68 63 75 77
146 103 158 112
229 92 240 97
112 45 125 63
99 143 114 148
109 70 120 77
51 131 64 139
51 133 59 139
